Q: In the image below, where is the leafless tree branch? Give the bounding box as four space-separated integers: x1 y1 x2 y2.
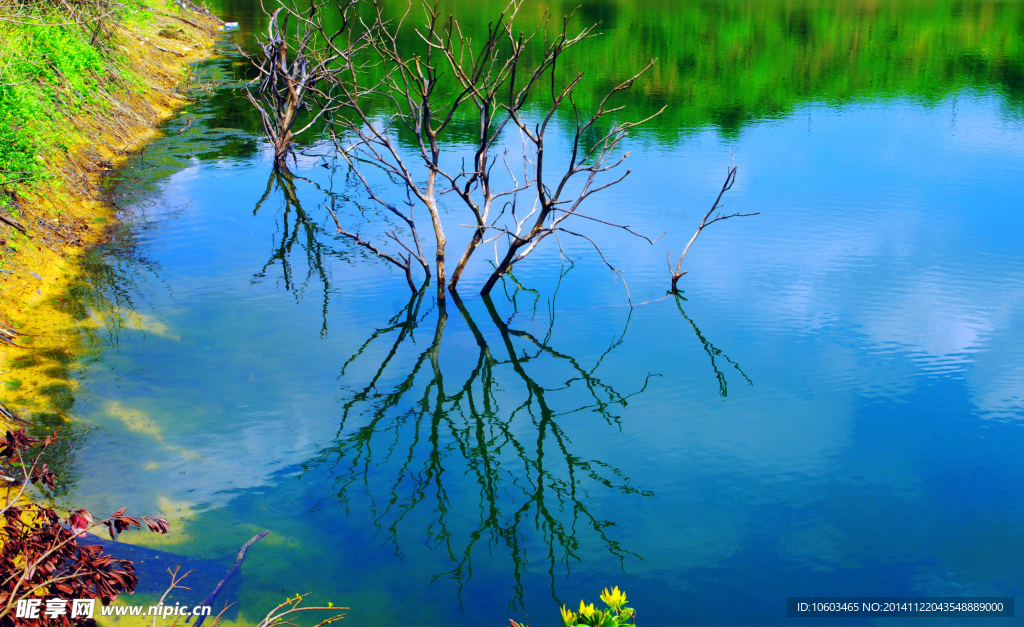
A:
240 0 370 172
668 156 759 292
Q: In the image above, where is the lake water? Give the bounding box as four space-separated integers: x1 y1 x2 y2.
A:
41 0 1024 625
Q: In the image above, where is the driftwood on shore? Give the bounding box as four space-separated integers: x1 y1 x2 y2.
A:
0 322 19 346
0 319 27 424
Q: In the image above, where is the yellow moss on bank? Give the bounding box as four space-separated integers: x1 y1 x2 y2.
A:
0 1 222 430
0 7 225 622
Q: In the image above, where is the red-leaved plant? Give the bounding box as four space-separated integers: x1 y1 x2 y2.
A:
0 428 169 626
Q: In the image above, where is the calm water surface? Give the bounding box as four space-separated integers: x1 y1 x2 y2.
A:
47 0 1024 624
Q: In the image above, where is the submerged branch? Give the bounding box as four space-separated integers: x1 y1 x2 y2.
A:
669 157 759 293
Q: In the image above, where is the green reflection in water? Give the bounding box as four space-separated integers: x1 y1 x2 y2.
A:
252 170 347 336
210 0 1023 138
673 293 751 398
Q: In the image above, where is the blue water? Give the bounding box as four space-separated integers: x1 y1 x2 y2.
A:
40 3 1024 626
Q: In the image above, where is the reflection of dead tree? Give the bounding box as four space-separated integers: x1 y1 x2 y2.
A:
668 161 758 292
673 294 751 397
328 0 662 304
241 0 369 172
252 170 342 335
305 285 652 607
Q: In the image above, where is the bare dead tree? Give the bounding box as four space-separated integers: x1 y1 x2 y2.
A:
326 0 662 305
321 0 460 303
668 160 759 293
242 0 370 172
328 0 529 305
476 60 665 299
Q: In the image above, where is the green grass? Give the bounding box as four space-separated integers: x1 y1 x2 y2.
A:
0 23 108 189
0 0 184 204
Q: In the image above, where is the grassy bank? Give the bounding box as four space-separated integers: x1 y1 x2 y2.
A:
0 0 222 430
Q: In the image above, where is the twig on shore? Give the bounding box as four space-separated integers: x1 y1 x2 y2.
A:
148 39 185 56
0 214 28 235
0 324 22 347
0 175 39 187
121 27 186 56
155 9 218 33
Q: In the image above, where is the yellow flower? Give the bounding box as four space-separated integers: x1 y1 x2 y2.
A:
600 586 627 610
579 601 598 620
560 605 578 626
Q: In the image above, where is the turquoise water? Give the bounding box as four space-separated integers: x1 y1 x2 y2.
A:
53 1 1024 625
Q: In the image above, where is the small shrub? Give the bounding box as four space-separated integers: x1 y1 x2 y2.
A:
510 587 636 627
0 428 170 625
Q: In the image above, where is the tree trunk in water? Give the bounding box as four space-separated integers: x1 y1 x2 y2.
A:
435 253 446 305
448 228 483 294
670 271 685 293
273 132 292 172
479 244 520 296
425 177 446 306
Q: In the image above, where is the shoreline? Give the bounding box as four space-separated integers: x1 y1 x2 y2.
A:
0 0 223 430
